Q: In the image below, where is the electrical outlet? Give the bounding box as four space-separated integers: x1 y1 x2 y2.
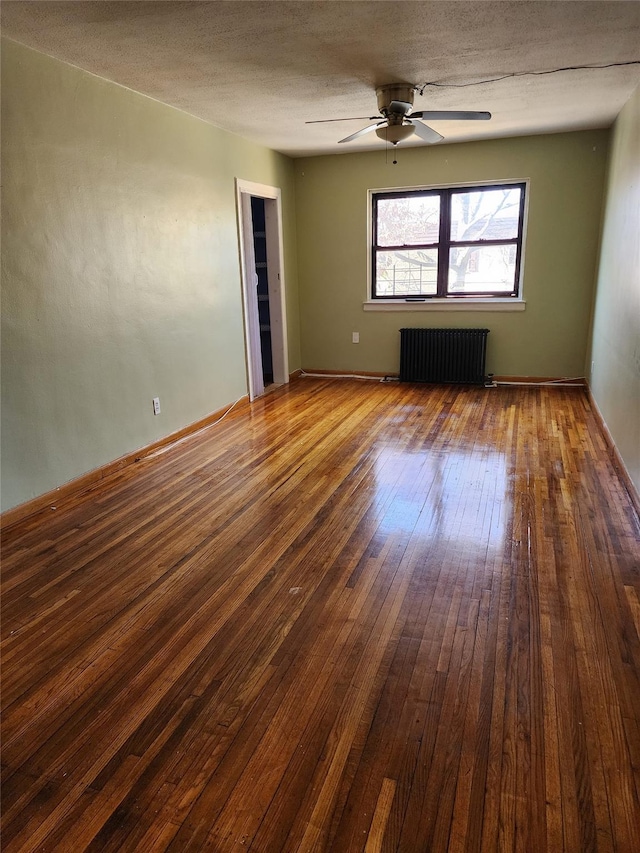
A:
153 397 161 415
352 332 360 344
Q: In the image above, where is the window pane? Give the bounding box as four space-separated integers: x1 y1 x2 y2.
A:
450 187 521 242
376 250 438 296
376 195 440 247
448 245 517 293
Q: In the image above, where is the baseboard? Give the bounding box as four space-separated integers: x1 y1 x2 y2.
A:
301 368 396 379
587 388 640 518
492 375 587 385
1 395 250 532
301 371 587 385
289 368 303 380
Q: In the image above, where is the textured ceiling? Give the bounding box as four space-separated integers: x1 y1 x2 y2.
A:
3 1 640 157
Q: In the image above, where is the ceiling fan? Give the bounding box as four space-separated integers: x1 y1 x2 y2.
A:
306 83 491 146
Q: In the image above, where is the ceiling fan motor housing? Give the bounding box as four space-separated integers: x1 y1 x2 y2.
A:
376 84 415 117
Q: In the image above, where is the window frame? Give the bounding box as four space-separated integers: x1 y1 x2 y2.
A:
370 181 527 302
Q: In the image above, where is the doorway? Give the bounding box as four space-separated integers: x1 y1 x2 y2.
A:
236 179 289 401
251 198 273 386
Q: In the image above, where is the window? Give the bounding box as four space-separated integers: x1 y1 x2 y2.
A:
371 182 526 300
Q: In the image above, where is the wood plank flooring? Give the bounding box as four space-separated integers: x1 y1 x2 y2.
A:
2 378 640 852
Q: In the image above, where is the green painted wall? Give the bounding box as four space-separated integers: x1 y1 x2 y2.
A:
588 85 640 495
295 131 608 377
1 39 301 511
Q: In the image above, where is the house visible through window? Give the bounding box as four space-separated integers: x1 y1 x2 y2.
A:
371 183 526 300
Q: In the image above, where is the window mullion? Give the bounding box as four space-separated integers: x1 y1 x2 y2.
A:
437 191 450 297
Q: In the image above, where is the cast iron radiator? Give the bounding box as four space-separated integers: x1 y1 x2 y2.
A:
399 328 490 385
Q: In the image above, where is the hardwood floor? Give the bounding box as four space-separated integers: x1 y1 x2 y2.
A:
2 378 639 852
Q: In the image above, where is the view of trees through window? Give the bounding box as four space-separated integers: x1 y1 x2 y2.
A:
372 183 525 299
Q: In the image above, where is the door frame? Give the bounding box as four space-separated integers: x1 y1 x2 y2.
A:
236 179 289 401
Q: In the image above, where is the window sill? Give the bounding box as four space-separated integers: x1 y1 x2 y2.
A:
362 298 526 312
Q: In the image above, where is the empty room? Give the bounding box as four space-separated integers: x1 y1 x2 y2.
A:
2 2 640 851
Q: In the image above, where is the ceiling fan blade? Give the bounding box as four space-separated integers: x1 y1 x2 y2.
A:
408 120 444 144
305 116 376 124
338 122 385 144
410 110 491 121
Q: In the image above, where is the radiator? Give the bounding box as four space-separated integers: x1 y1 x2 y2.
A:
399 328 489 385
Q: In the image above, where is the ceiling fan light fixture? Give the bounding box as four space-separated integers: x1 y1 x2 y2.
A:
375 123 414 145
